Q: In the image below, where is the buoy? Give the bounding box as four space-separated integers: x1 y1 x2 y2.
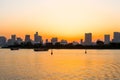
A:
51 49 53 55
85 49 87 54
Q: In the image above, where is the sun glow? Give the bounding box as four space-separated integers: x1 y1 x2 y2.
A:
0 0 120 41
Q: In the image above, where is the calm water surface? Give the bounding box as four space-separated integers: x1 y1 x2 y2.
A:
0 49 120 80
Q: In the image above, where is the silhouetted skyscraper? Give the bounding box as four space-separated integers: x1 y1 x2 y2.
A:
17 37 23 44
84 33 92 45
0 36 6 47
51 37 58 45
7 34 16 46
34 32 39 42
25 35 31 43
11 35 16 41
112 32 120 43
34 32 42 44
80 39 83 45
60 39 67 45
104 34 110 44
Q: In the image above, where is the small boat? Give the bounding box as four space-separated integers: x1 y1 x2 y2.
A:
10 47 19 50
34 48 49 51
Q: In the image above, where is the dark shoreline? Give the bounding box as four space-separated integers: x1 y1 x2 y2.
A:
2 42 120 50
0 47 120 50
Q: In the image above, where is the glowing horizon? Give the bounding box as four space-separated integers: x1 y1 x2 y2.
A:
1 0 120 42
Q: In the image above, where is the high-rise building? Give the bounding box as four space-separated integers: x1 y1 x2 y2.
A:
104 34 110 44
7 39 13 46
112 32 120 43
84 33 92 45
7 35 16 46
51 37 58 45
34 32 39 42
40 37 43 44
17 37 23 44
34 32 42 44
60 39 67 45
25 35 31 43
11 35 16 41
0 36 6 47
80 39 83 45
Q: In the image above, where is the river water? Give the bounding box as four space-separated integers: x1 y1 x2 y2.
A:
0 49 120 80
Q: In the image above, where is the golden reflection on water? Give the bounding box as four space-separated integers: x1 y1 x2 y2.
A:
0 49 120 80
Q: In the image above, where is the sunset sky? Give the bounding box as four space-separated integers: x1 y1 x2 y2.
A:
0 0 120 42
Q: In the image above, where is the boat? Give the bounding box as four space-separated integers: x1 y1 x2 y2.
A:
34 48 49 51
10 47 19 50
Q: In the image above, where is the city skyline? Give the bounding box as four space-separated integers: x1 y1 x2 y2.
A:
1 0 120 41
1 31 120 44
1 31 120 48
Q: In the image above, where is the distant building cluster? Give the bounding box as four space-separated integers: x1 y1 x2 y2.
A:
0 32 120 47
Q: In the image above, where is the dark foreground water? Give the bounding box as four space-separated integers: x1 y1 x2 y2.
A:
0 49 120 80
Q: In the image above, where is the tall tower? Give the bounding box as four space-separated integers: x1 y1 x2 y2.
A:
0 36 6 46
34 32 42 44
104 34 110 44
34 32 39 42
11 35 16 41
25 35 31 43
84 33 92 45
113 32 120 43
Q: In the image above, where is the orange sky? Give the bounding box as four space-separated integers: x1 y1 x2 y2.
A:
0 0 120 42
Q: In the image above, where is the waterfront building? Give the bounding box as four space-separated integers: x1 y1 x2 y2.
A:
112 32 120 43
25 35 31 43
80 39 83 45
60 39 67 45
34 32 43 44
0 36 6 47
17 37 23 44
72 41 79 45
11 35 16 41
7 35 16 46
7 39 13 46
51 37 58 45
84 33 92 45
104 34 110 44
